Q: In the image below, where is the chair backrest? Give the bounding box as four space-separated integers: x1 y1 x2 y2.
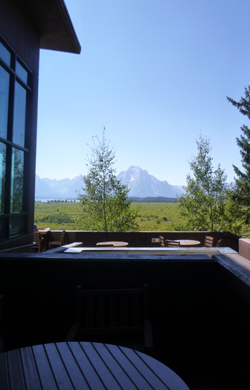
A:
60 231 66 245
166 240 180 247
216 239 223 247
33 232 40 244
204 236 214 247
75 284 149 344
159 236 165 247
33 232 42 252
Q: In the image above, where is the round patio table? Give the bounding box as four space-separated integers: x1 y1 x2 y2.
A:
96 241 129 247
175 239 200 247
0 341 190 390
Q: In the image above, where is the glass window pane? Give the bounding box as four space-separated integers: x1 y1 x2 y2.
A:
0 42 11 66
10 216 25 237
16 61 28 84
13 81 26 147
0 143 6 215
0 218 8 239
0 66 10 139
11 148 24 213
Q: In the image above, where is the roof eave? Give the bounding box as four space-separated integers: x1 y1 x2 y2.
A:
16 0 81 54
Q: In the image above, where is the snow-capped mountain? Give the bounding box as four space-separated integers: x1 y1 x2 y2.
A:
117 166 183 198
35 174 84 199
35 167 184 200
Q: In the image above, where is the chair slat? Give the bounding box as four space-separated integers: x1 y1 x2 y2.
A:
108 295 117 327
97 296 106 328
166 240 180 247
132 295 140 326
120 295 129 327
204 236 214 247
85 296 94 328
66 284 153 352
159 236 165 247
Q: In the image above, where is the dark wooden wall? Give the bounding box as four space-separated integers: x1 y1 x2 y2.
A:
0 253 249 388
0 0 40 250
49 230 239 251
0 0 40 69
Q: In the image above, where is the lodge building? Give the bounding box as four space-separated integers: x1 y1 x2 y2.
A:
0 0 80 250
1 2 250 389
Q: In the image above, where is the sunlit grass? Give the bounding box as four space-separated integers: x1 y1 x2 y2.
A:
34 201 182 231
131 202 182 231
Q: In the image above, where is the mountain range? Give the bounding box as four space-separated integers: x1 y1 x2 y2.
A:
35 166 184 200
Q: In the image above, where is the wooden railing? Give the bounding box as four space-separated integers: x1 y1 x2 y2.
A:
46 230 239 251
0 249 249 388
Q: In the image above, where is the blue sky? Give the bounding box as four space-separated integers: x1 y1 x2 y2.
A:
36 0 250 185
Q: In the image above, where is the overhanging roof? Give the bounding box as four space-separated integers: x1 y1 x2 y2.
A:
16 0 81 54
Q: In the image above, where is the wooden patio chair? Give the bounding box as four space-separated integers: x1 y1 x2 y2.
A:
33 232 44 252
159 236 165 247
49 230 66 249
66 284 153 353
165 240 180 247
159 236 171 247
204 236 214 247
216 239 223 247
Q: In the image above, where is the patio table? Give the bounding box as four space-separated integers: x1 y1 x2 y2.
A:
96 241 129 247
175 239 200 247
0 341 190 390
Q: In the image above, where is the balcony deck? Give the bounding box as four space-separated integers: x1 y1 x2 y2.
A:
0 231 249 389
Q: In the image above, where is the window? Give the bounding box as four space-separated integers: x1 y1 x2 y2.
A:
13 81 27 147
11 148 24 213
0 36 31 239
0 41 11 66
0 66 10 140
0 142 6 214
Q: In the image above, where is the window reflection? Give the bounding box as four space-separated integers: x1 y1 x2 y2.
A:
10 216 25 237
0 218 8 239
11 148 24 213
0 142 6 214
0 42 11 66
0 66 10 139
16 61 28 84
13 81 26 147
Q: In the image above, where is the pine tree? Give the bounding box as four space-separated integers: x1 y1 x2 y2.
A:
73 129 139 231
178 134 228 231
227 87 250 210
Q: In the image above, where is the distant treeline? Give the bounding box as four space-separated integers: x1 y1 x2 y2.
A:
36 199 78 203
129 197 178 203
35 197 178 204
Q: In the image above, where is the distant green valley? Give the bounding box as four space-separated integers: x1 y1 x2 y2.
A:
34 201 183 231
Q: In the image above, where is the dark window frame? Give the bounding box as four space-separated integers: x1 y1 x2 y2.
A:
0 35 32 240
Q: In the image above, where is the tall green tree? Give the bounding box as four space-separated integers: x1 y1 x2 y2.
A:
178 135 228 231
73 129 139 231
227 87 250 208
226 87 250 230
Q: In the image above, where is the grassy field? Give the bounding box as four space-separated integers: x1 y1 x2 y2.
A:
34 201 182 231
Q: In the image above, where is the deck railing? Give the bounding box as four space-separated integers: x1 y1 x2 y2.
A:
46 230 239 251
0 249 249 388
